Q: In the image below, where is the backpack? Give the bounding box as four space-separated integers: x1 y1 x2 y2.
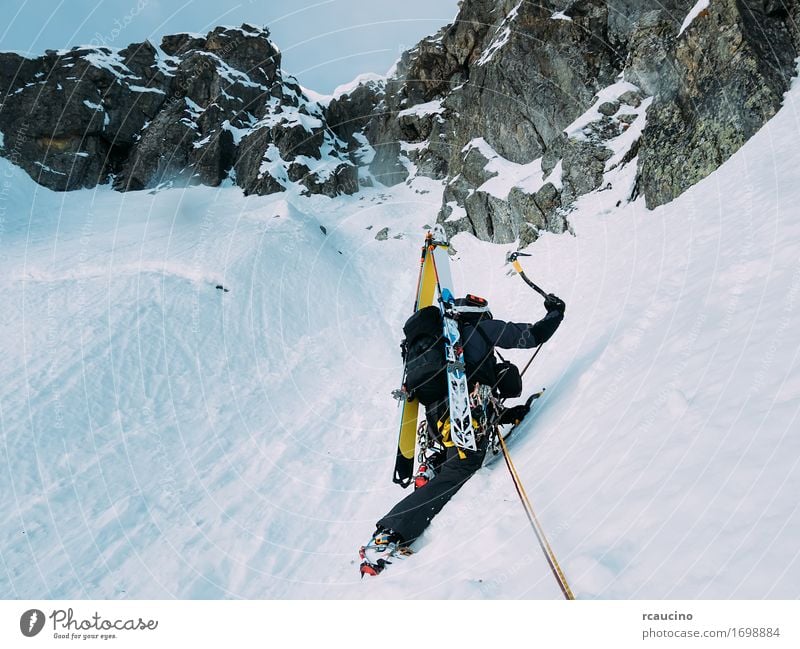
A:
401 305 447 405
401 295 503 405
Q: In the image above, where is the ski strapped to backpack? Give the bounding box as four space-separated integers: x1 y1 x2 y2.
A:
395 240 562 483
392 232 446 487
437 285 475 451
394 229 486 484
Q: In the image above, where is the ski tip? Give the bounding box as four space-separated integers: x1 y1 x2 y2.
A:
430 224 449 246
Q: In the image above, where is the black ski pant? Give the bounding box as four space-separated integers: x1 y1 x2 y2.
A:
377 435 488 543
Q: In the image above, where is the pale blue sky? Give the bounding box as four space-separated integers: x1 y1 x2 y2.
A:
0 0 459 93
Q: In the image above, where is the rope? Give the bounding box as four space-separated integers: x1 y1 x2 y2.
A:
498 432 574 600
429 241 570 595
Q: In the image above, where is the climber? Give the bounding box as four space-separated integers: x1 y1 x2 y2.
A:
359 291 566 575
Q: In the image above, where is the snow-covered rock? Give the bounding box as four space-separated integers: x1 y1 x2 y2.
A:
0 25 357 198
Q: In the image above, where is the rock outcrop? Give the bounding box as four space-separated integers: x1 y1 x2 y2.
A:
636 0 799 207
0 24 356 197
326 0 798 242
0 42 169 191
1 2 798 239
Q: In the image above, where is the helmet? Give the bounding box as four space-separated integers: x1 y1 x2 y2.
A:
453 294 492 319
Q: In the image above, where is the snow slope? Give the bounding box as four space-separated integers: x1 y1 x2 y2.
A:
1 76 799 599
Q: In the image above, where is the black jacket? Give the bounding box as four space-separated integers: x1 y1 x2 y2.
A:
461 309 564 382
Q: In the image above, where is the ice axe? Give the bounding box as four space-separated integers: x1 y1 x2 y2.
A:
505 251 549 298
505 251 562 378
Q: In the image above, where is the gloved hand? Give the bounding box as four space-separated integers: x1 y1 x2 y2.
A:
544 293 566 314
498 402 531 426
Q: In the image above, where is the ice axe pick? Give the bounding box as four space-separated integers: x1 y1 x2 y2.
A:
505 251 549 298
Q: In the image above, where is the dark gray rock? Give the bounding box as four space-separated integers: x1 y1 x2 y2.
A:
300 161 359 196
623 11 680 96
415 0 622 241
116 100 194 190
325 79 383 147
637 0 798 208
603 0 696 49
160 33 206 57
541 133 568 178
397 105 442 142
509 182 567 246
367 140 409 186
1 24 356 198
233 133 284 196
457 0 620 165
508 187 546 247
598 100 620 116
0 43 170 190
460 140 498 187
193 125 236 187
2 0 799 228
549 0 692 38
618 89 643 107
113 28 281 191
392 0 497 106
350 0 501 188
561 139 614 204
203 24 280 87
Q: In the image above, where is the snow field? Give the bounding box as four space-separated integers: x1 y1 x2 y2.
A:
0 73 799 599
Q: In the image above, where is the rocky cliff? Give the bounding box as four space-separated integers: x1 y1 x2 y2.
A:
0 24 357 197
328 0 799 244
1 2 798 243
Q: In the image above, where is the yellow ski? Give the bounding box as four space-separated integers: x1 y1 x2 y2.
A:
393 233 444 486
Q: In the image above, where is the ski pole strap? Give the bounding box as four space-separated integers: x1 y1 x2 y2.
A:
498 432 574 600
